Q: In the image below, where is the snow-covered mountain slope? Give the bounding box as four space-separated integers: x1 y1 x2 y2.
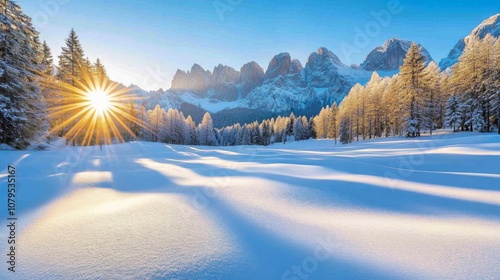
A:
439 13 500 70
361 38 433 71
2 131 500 279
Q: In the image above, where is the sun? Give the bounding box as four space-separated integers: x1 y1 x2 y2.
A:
87 90 111 115
43 65 150 147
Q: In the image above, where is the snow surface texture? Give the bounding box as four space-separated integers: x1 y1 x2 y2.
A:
1 131 500 279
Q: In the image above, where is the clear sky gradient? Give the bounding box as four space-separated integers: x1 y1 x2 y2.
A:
17 0 500 90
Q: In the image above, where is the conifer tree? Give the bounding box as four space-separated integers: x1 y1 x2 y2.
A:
400 43 429 137
41 41 53 76
185 115 197 144
308 117 317 139
0 0 45 148
260 120 272 146
450 36 489 132
422 62 443 135
491 38 500 133
286 112 295 136
127 101 141 140
198 112 215 146
93 58 108 79
445 95 462 132
317 105 330 138
339 117 351 144
148 105 166 142
57 29 86 85
329 103 339 144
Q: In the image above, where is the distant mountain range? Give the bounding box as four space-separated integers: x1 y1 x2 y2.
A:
130 13 500 127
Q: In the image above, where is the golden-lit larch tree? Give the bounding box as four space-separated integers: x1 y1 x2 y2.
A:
400 43 430 137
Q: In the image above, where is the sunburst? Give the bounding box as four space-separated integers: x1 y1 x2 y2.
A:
43 65 150 148
87 89 111 115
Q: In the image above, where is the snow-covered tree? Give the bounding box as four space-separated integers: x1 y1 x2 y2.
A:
185 115 197 145
400 43 429 137
57 29 86 85
293 116 309 141
147 105 166 142
422 61 443 135
491 38 500 133
450 36 492 132
0 0 46 148
41 40 54 76
339 117 351 144
463 98 485 132
198 112 216 146
445 95 462 132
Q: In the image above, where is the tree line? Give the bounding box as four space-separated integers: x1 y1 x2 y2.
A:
199 36 500 147
1 0 499 149
315 36 500 144
132 104 314 146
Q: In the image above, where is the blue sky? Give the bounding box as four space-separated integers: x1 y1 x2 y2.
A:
18 0 500 90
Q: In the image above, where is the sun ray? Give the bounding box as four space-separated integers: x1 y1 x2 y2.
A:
42 64 151 147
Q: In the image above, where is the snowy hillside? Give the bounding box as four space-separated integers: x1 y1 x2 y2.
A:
439 13 500 70
1 131 500 279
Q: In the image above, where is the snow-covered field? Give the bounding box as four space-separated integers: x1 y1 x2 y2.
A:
1 131 499 279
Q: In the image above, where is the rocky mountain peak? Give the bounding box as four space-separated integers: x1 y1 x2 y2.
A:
211 64 240 86
240 61 264 97
170 64 211 95
361 38 433 71
315 47 344 66
304 47 348 88
263 52 303 81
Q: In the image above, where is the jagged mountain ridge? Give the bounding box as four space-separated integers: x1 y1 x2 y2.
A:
439 13 500 70
134 14 500 127
137 39 426 127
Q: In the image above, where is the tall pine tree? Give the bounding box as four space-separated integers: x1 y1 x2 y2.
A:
57 29 86 85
